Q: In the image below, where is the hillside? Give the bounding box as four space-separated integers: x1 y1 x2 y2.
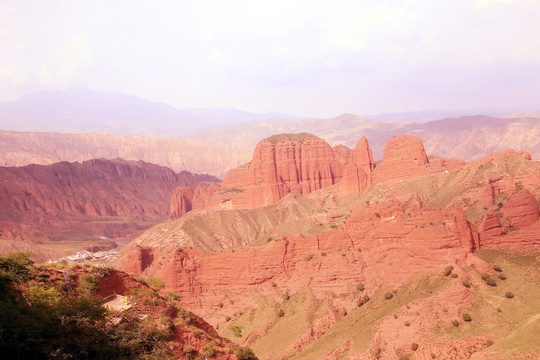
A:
0 158 218 260
0 130 251 178
112 133 540 359
190 115 540 161
0 252 253 359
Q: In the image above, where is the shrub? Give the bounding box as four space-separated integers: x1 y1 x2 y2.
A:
167 291 180 301
411 343 419 351
202 344 216 358
277 309 285 317
358 294 371 307
492 265 502 272
183 345 197 359
505 292 514 298
451 273 458 278
481 273 490 281
305 254 314 261
463 313 472 322
218 302 224 308
384 292 393 300
283 290 290 301
330 224 337 229
230 325 243 337
145 277 165 289
485 277 497 287
78 274 98 294
431 353 437 359
462 279 471 288
444 266 453 276
236 347 258 360
404 321 410 327
320 251 327 257
498 273 507 280
357 283 365 291
452 320 459 327
225 316 231 322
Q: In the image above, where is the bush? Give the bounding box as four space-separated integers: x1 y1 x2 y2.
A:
384 292 393 300
358 294 370 307
485 277 497 287
225 316 231 322
444 266 453 276
404 321 410 327
230 325 243 337
463 313 472 322
505 292 514 298
481 273 490 281
277 309 285 317
411 343 419 351
451 273 458 278
492 265 502 272
357 283 365 291
202 344 216 358
236 347 258 360
283 290 290 301
498 273 507 280
78 274 99 294
145 277 165 289
462 279 471 288
183 345 197 359
452 320 459 327
320 251 327 257
431 353 437 358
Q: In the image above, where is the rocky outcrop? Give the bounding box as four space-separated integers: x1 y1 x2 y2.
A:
0 159 218 248
500 189 539 227
210 133 344 209
170 187 194 219
340 137 374 196
371 135 429 184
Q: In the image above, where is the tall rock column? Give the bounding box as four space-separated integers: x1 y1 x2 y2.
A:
340 136 374 196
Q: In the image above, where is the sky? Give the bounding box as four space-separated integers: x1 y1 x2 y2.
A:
1 0 540 118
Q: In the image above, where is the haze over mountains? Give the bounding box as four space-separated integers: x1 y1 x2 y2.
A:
0 87 290 137
0 88 539 180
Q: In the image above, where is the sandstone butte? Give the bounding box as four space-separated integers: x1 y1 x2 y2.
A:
118 134 540 360
169 133 465 216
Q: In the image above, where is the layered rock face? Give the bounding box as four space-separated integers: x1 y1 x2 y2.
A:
0 158 217 248
170 187 194 219
116 144 540 360
211 133 345 209
340 137 374 196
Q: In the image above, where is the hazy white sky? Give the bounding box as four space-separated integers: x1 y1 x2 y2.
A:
1 0 540 117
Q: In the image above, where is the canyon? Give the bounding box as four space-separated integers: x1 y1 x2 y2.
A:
0 158 218 260
113 133 540 359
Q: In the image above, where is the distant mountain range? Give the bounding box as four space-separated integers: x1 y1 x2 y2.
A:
0 87 292 136
0 88 538 177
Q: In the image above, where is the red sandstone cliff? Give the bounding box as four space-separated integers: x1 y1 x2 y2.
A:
207 133 344 209
114 142 540 360
0 158 218 253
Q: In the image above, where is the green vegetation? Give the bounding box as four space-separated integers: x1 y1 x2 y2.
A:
236 347 258 360
505 292 515 298
0 252 175 359
230 325 243 337
463 313 472 322
462 279 471 288
411 343 419 351
384 292 393 300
